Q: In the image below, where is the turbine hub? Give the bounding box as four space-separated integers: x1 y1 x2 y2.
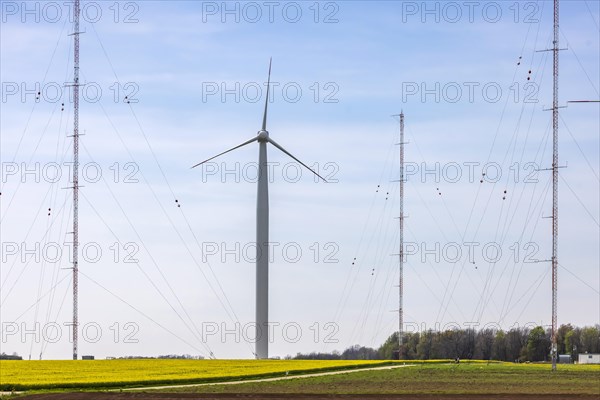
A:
257 130 269 142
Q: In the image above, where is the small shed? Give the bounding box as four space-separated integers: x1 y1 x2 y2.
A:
558 354 572 364
82 355 95 360
578 353 600 364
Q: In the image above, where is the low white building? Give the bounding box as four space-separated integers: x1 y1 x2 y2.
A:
558 354 572 364
578 353 600 364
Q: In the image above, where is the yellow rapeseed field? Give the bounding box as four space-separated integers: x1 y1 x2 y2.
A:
0 359 390 390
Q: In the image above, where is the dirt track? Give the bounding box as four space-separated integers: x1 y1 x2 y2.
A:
18 394 600 400
121 365 413 392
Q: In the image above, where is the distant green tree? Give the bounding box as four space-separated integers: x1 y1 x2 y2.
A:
293 351 341 360
580 326 600 354
432 330 452 358
459 329 476 359
293 323 595 362
565 328 581 358
474 328 495 360
506 328 528 362
527 326 550 361
374 331 419 360
416 330 434 360
377 332 398 360
341 345 379 360
492 330 507 361
556 324 573 355
405 332 420 360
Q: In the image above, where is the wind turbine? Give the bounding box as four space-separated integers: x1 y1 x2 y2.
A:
192 59 326 359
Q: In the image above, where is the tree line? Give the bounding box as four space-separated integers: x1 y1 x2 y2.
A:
291 324 600 361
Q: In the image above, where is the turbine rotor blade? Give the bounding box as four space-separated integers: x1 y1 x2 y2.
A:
261 58 272 131
191 137 258 169
267 137 328 182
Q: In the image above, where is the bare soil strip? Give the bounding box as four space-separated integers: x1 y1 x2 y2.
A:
16 393 600 399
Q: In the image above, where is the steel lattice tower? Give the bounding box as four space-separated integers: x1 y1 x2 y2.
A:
551 0 559 372
397 112 405 355
72 0 81 361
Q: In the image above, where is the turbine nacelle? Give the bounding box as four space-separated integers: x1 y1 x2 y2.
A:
257 130 269 142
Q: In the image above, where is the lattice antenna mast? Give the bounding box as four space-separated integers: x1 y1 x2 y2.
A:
397 112 406 354
71 0 81 361
551 0 559 372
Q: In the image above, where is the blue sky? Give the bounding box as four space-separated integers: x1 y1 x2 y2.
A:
1 1 598 360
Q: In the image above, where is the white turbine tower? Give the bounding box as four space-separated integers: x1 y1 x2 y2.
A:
192 59 326 359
